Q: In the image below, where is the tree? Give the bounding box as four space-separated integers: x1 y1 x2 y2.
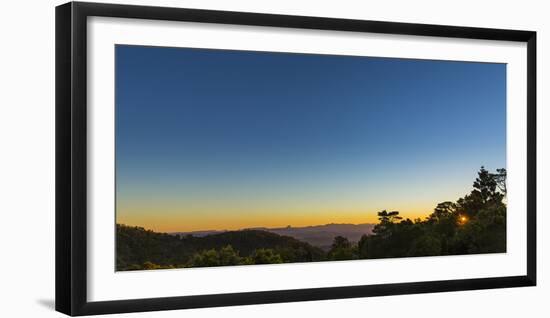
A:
491 168 507 195
359 167 507 259
372 210 402 239
377 210 402 223
429 201 456 222
116 167 507 269
219 245 243 266
357 234 370 258
251 249 283 264
427 201 458 249
408 234 441 256
327 236 355 261
188 249 220 267
472 166 504 206
331 236 351 250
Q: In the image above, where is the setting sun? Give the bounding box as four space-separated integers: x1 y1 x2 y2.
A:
114 45 507 271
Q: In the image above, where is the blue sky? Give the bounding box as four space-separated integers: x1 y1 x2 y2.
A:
115 45 506 232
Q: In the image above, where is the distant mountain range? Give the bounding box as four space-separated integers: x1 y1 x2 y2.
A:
117 224 325 270
171 223 375 250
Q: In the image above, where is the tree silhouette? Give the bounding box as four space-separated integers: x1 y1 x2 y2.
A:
491 168 507 195
218 245 242 266
429 201 456 222
252 249 283 264
377 210 402 223
116 167 507 270
372 210 402 239
328 236 355 260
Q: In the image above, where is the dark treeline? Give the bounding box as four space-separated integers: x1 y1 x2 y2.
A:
117 226 325 270
117 167 506 271
336 167 506 260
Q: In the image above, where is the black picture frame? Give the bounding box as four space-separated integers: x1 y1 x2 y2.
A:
55 1 537 316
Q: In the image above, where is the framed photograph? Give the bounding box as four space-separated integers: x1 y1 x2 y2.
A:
55 1 536 316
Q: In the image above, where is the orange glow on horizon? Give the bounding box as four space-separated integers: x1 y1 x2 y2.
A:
116 208 432 233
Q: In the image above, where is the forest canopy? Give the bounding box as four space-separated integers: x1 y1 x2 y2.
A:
116 167 506 271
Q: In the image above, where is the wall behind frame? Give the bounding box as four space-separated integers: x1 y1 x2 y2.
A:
0 0 546 317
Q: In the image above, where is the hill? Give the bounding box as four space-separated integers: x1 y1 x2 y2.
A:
172 223 375 250
117 167 507 270
258 223 375 250
116 224 325 270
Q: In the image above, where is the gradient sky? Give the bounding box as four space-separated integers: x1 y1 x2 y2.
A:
115 45 506 232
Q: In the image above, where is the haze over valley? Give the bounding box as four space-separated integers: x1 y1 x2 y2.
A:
171 223 375 250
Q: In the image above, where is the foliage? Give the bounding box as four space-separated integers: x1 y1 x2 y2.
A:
117 226 324 270
327 236 356 260
117 167 507 270
251 248 283 264
355 167 507 260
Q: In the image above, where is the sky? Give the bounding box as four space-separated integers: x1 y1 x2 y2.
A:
115 45 506 232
